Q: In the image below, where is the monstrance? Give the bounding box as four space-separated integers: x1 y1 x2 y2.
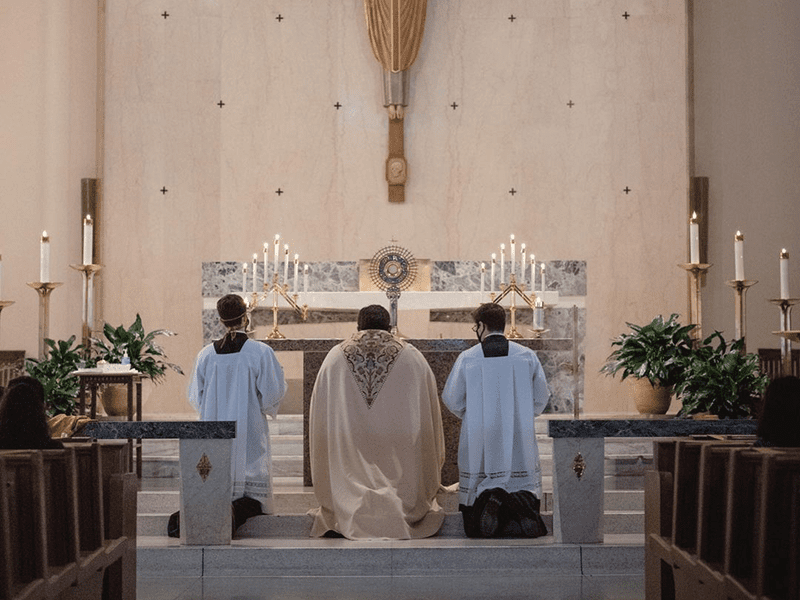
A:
369 244 417 334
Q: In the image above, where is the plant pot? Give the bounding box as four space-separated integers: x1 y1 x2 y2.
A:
632 378 673 414
100 386 132 417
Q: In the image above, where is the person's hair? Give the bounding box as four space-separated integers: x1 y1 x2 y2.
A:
0 376 54 450
217 294 248 328
357 305 391 332
756 375 800 447
473 303 506 332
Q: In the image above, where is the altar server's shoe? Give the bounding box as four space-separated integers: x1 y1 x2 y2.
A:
508 490 547 538
477 488 508 538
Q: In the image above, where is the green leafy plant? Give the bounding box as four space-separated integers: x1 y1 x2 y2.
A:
601 314 695 387
25 336 93 416
92 314 183 384
674 332 769 419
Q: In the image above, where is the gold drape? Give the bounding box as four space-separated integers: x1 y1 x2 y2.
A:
364 0 427 73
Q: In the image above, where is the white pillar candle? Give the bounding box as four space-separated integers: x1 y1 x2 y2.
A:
690 212 700 264
510 235 516 277
252 254 258 292
303 264 309 293
82 215 93 265
500 244 505 284
40 231 50 282
242 262 248 292
480 262 485 294
273 234 280 275
293 254 299 293
490 254 496 293
283 245 289 284
540 263 546 294
530 254 535 291
264 242 269 286
520 244 526 286
734 231 744 281
780 249 790 299
534 297 544 330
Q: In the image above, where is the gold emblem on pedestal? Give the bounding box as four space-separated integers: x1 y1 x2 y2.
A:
572 452 586 480
197 453 212 482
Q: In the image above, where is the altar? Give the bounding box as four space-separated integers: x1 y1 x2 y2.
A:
263 337 576 486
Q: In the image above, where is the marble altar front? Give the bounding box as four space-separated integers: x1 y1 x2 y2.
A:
263 338 576 487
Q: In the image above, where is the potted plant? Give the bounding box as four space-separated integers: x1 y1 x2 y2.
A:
25 336 91 416
92 314 183 415
674 332 768 419
601 314 695 414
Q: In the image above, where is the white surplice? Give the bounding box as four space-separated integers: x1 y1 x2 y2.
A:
442 339 550 506
309 330 445 539
187 339 287 513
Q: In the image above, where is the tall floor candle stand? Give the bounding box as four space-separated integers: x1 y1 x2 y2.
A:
678 263 712 345
725 279 757 353
0 300 14 344
26 282 63 359
70 264 102 354
770 298 799 377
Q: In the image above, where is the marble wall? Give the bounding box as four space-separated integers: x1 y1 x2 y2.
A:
99 1 688 415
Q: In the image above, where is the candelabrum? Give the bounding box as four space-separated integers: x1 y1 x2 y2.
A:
26 282 63 359
70 264 102 354
678 262 712 345
0 300 14 345
769 298 799 377
725 278 757 353
248 273 308 340
491 273 547 339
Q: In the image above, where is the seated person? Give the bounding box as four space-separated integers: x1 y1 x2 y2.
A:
442 303 549 538
0 376 64 450
309 305 445 539
755 375 800 447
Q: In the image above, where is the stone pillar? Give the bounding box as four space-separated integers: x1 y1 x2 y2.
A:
552 437 604 544
179 439 233 545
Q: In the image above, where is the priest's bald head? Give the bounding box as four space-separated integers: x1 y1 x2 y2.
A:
473 303 506 333
357 304 391 332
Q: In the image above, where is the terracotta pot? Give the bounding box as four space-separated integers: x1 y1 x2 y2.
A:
99 386 134 417
631 378 673 414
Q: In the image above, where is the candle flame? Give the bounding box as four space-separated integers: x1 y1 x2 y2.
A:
253 254 257 261
735 231 744 241
294 253 299 261
284 245 289 253
500 243 505 250
275 234 280 241
84 214 92 223
781 249 789 259
263 242 269 251
242 262 248 271
42 230 49 239
691 211 697 221
491 253 496 261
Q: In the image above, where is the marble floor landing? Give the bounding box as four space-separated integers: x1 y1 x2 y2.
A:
137 574 644 600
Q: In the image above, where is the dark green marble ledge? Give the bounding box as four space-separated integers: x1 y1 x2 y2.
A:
547 419 757 438
81 421 236 439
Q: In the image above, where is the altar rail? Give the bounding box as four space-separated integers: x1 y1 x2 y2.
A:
0 442 136 600
645 439 800 600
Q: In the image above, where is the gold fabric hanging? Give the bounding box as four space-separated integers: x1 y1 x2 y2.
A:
364 0 428 73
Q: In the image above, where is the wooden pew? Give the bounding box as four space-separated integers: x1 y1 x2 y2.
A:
0 442 136 600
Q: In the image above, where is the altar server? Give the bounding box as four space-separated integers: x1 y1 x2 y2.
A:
309 304 445 539
188 294 287 513
443 302 549 538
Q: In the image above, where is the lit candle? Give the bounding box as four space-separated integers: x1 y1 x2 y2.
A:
40 231 50 282
283 244 289 284
734 231 744 281
480 262 485 294
780 249 790 299
530 254 535 291
252 254 258 292
500 244 506 284
242 262 248 292
510 235 516 277
520 244 526 286
303 264 309 293
273 234 280 275
540 263 546 294
264 242 269 286
690 212 700 264
490 254 496 293
82 215 93 265
293 254 299 293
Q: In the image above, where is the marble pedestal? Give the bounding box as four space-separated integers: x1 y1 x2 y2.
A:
180 438 233 545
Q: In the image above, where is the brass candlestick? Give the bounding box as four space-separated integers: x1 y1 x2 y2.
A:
0 300 15 345
248 273 308 340
26 282 63 359
70 264 102 354
769 298 799 377
725 279 757 352
493 273 539 338
678 263 712 345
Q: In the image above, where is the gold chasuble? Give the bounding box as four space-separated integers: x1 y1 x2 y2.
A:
364 0 428 203
309 330 445 539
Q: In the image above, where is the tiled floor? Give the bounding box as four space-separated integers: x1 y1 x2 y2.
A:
137 574 645 600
